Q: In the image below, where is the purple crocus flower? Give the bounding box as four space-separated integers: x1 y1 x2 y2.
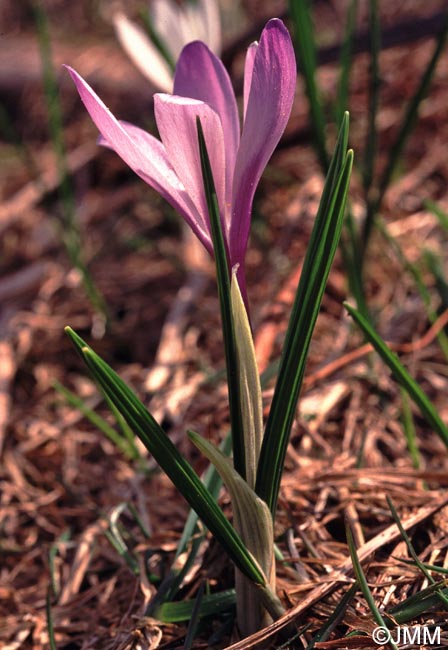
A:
66 18 296 298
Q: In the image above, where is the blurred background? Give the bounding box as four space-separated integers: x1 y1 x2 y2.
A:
1 1 448 649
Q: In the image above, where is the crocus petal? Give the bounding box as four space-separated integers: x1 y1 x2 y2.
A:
65 66 212 252
154 93 227 245
179 2 204 45
152 0 220 59
174 42 239 226
198 0 221 55
243 42 257 121
113 12 173 92
181 0 220 53
152 0 187 61
230 19 296 267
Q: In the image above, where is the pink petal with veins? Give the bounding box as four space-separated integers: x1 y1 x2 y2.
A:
174 41 239 227
230 19 296 268
243 42 258 121
65 66 212 252
154 93 226 247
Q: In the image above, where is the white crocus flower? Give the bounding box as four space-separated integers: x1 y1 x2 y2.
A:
114 0 221 92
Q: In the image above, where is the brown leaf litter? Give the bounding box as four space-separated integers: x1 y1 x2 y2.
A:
1 2 448 649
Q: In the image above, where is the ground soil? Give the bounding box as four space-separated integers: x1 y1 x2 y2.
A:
1 1 448 649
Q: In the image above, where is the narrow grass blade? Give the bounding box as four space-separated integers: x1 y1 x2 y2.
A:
189 430 284 629
183 582 205 650
307 583 358 649
148 362 291 610
106 392 139 446
399 388 421 469
189 430 274 587
387 580 448 623
48 529 71 598
358 0 382 264
346 524 398 650
33 0 72 207
32 0 107 324
395 558 448 576
289 0 328 172
344 303 448 447
362 0 380 198
127 502 151 539
341 209 370 320
386 496 448 609
230 269 263 488
424 249 448 310
335 0 358 125
425 200 448 231
378 9 448 201
46 590 57 650
363 10 448 250
197 117 245 480
53 380 140 460
105 503 141 575
176 433 232 559
375 219 448 358
256 114 353 515
151 435 233 609
153 588 236 623
65 327 265 585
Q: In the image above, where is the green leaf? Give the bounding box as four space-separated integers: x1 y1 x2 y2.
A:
189 430 285 629
424 248 448 311
153 589 236 623
256 114 353 515
374 219 448 359
64 327 265 586
346 524 398 650
183 582 205 650
105 503 140 575
388 581 448 623
33 0 107 323
289 0 328 172
48 529 71 598
362 0 381 198
150 434 233 610
340 209 370 320
53 380 140 460
196 117 246 480
335 0 358 125
386 496 448 609
46 590 57 650
399 388 421 469
307 583 358 649
230 269 263 489
344 303 448 447
363 10 448 250
176 433 232 559
425 199 448 231
189 430 274 587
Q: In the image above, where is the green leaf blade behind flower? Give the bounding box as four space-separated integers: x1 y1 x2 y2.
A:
196 117 246 481
289 0 328 172
256 113 353 516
